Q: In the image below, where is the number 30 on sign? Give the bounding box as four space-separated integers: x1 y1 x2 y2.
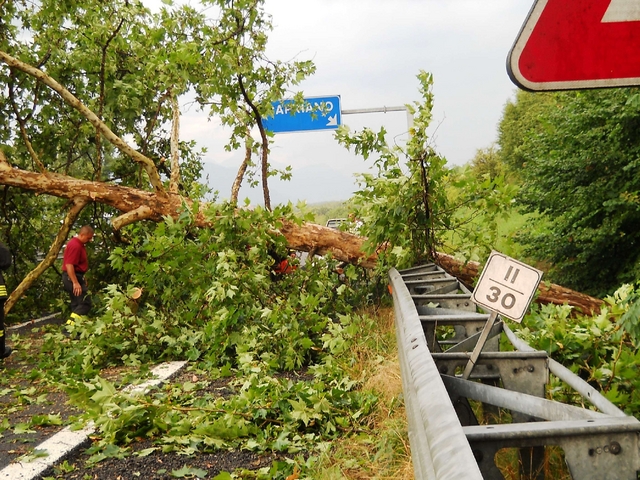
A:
471 251 543 323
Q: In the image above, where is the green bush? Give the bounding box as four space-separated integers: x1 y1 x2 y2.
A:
512 285 640 415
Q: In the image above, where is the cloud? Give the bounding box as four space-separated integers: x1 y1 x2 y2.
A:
201 160 360 205
146 0 532 204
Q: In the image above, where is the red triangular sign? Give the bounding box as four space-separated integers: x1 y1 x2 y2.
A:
508 0 640 90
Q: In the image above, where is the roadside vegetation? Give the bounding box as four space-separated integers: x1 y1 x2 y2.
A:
299 201 352 228
2 205 411 479
3 0 640 478
0 22 444 480
331 77 640 477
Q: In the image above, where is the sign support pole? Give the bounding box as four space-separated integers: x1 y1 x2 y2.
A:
462 311 499 380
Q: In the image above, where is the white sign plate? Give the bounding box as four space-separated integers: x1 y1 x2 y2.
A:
472 251 543 323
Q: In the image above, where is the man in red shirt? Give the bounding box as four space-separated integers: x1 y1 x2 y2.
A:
62 225 94 324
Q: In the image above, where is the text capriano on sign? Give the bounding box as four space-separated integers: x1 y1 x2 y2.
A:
263 95 341 134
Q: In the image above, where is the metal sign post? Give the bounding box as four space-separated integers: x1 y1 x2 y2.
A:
463 251 543 379
462 311 499 380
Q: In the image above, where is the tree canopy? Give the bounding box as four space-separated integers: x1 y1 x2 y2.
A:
498 87 640 295
0 0 316 315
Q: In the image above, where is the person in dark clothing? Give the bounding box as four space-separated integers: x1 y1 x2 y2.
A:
268 248 297 281
0 240 12 360
62 225 94 325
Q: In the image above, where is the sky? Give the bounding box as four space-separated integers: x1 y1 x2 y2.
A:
170 0 535 205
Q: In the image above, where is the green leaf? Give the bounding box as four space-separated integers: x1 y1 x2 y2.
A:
135 447 158 457
13 423 36 434
19 449 49 463
212 473 232 480
30 414 63 427
90 378 117 404
171 466 208 478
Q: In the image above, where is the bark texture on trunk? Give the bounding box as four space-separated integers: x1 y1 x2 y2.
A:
0 158 602 316
0 161 378 266
279 220 378 268
434 252 604 316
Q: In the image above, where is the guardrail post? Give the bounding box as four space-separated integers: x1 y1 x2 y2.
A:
392 262 640 479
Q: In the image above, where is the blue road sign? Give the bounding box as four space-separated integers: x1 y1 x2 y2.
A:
263 95 341 133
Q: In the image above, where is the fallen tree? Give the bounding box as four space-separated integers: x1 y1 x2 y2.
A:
0 148 379 312
434 252 604 316
0 153 378 268
0 8 602 318
0 150 602 315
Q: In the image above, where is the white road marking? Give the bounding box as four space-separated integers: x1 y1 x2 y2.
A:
0 361 187 480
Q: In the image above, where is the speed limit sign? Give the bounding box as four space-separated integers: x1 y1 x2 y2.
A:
472 251 543 323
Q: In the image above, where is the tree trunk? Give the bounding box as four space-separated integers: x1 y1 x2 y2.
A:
0 157 378 267
279 220 378 268
434 252 604 316
231 134 252 205
169 93 181 194
0 155 602 315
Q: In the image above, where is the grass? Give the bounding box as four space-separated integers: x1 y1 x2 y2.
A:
440 205 547 265
495 446 572 480
1 305 413 479
311 306 414 479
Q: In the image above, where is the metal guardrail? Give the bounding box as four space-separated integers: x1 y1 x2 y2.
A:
390 267 483 479
390 264 640 480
